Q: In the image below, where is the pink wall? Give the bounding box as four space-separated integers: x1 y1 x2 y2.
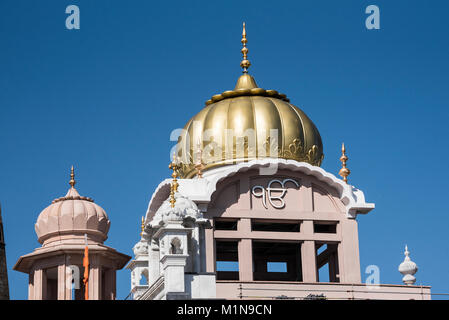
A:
205 169 362 287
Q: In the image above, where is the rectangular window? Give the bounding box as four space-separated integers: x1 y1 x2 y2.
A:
214 219 238 231
216 240 239 280
253 241 302 281
252 220 301 232
313 222 337 234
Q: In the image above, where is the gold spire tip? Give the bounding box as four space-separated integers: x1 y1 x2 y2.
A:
69 165 76 188
169 154 180 208
140 216 145 237
240 22 251 73
338 143 350 184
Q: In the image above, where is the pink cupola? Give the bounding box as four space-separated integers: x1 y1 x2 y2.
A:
35 176 110 247
14 167 130 300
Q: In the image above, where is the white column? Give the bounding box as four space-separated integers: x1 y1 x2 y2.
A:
161 254 188 296
193 226 201 274
149 241 160 285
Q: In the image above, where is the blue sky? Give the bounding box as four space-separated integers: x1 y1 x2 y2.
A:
0 0 448 299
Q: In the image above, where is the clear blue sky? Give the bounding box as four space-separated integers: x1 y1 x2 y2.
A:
1 0 448 299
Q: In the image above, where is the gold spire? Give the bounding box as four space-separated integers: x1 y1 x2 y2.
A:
240 22 251 73
195 140 205 178
140 216 145 237
69 165 76 188
168 154 180 208
339 143 350 184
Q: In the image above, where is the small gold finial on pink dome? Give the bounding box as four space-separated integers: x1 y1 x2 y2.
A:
339 143 350 184
69 165 76 188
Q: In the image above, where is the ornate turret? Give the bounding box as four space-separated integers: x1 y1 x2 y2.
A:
14 167 131 300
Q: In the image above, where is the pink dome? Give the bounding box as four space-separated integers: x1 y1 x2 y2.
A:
35 186 110 245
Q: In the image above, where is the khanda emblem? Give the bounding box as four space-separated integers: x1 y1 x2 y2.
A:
251 179 299 209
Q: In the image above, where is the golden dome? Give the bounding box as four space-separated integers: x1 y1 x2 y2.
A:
175 24 324 178
176 73 324 178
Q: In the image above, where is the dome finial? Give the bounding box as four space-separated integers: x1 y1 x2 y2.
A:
339 143 350 184
168 153 180 208
240 22 251 73
69 165 76 188
140 216 145 237
399 244 418 285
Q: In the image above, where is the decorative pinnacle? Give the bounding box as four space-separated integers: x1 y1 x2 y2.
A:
195 140 205 178
168 154 180 208
69 165 76 188
399 244 418 285
240 22 251 73
339 143 350 184
140 216 145 237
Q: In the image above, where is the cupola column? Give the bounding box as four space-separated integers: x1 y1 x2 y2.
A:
57 262 71 300
32 268 47 300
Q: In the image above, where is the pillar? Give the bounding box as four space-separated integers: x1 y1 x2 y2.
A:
149 241 160 285
340 219 361 283
57 263 71 300
301 220 317 282
88 256 101 300
237 219 253 281
33 268 47 300
301 240 317 282
238 239 253 281
205 222 215 273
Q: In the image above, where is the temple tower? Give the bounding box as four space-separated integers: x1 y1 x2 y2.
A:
0 204 10 300
14 167 131 300
131 23 431 300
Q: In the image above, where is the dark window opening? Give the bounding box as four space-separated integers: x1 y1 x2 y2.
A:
214 219 238 231
252 220 301 232
253 241 302 281
216 240 239 280
316 243 339 283
45 267 58 300
313 222 337 234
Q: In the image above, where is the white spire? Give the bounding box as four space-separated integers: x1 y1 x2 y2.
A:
398 245 418 285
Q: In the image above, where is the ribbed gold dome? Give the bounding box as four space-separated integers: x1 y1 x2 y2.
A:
176 73 324 178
